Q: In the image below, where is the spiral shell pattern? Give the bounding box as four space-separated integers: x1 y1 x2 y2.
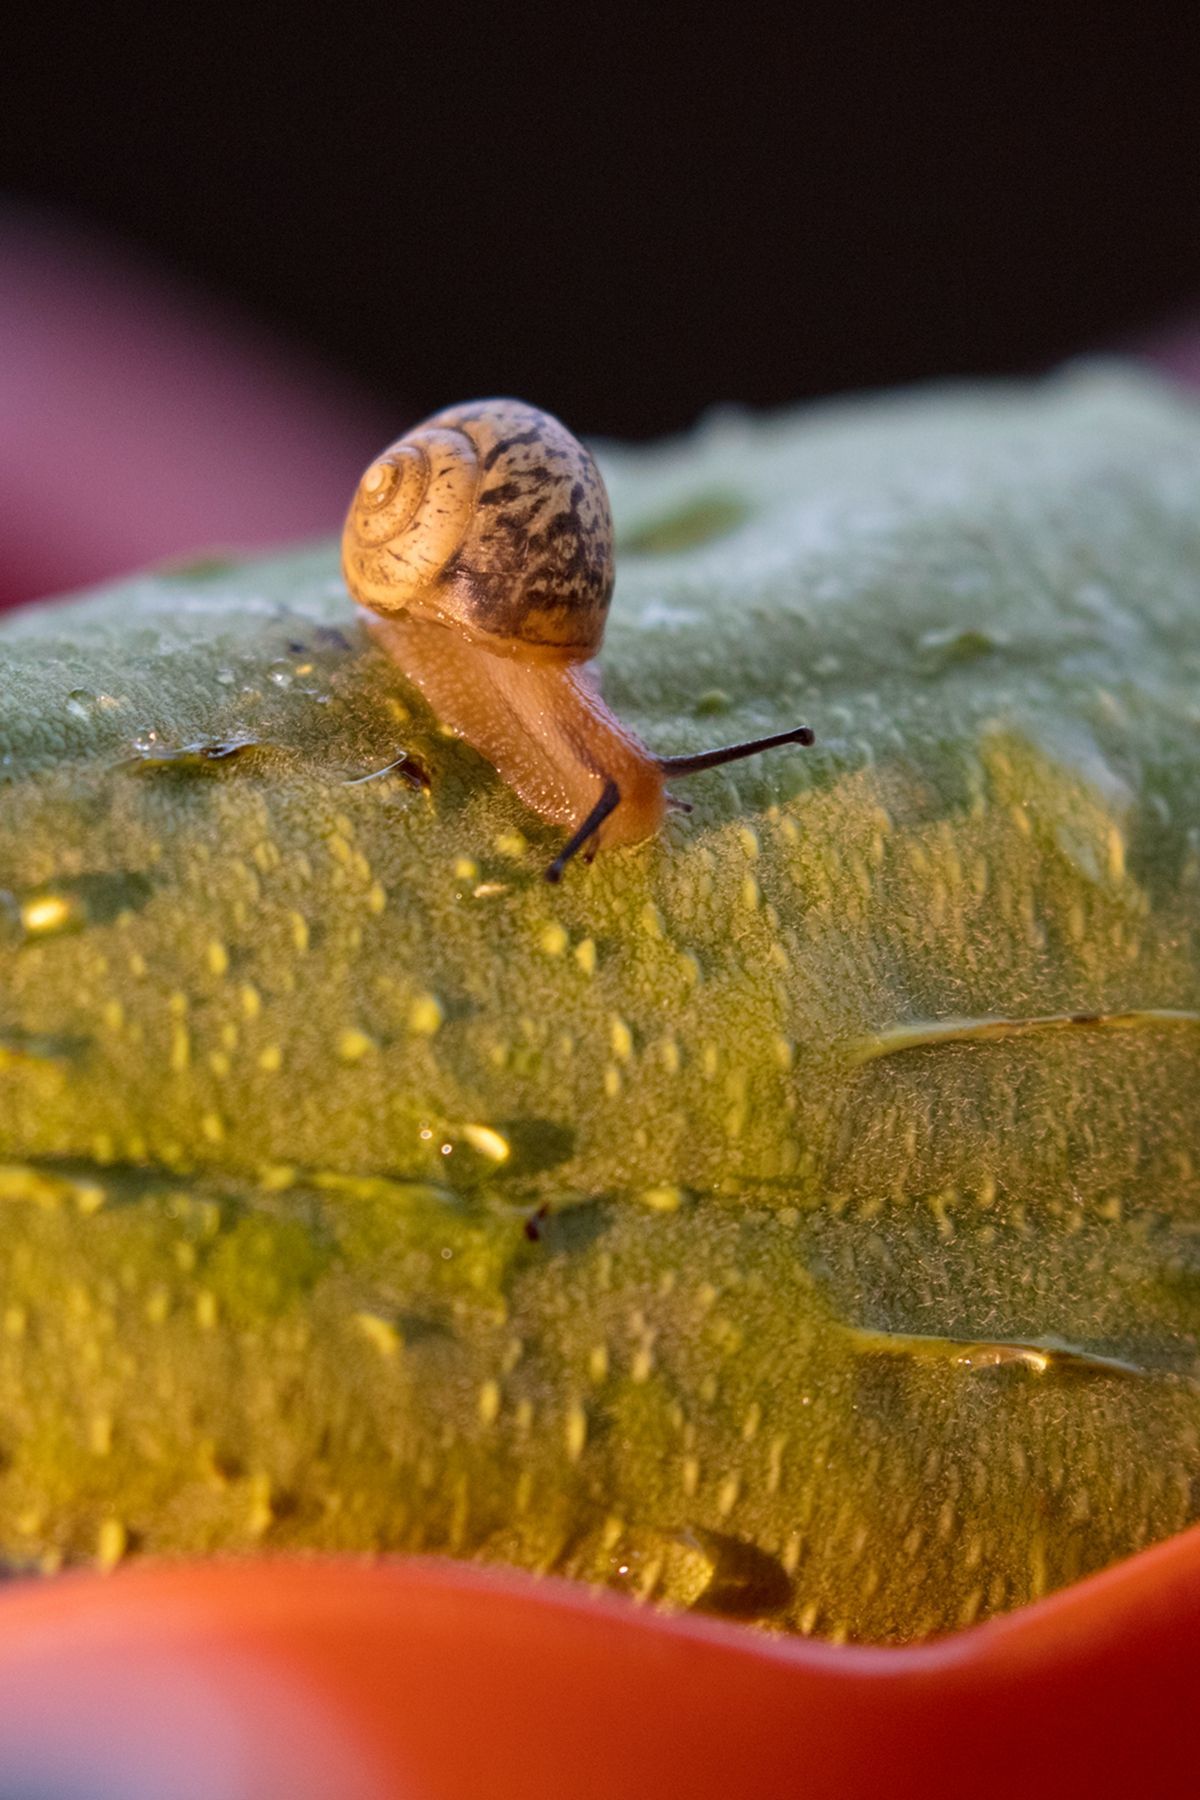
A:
342 399 615 659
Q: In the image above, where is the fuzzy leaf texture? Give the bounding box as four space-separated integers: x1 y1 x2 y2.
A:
2 365 1199 1641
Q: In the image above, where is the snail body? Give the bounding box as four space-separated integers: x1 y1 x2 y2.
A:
343 399 813 880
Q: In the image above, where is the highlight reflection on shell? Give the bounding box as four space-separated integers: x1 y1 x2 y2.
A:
342 399 615 659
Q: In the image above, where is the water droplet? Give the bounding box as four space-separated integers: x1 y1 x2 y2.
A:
916 626 1004 672
408 994 443 1036
689 1529 794 1619
355 1312 401 1357
96 1517 128 1571
336 1027 376 1063
122 736 261 774
639 1185 684 1213
460 1124 511 1165
694 689 731 717
19 892 79 937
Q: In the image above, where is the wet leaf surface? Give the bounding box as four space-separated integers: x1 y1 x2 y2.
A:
2 367 1200 1639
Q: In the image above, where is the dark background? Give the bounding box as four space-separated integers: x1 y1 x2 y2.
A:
4 6 1200 439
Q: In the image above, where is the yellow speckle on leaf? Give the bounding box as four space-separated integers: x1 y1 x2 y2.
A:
247 1474 274 1538
565 1403 588 1462
356 1312 401 1357
610 1016 634 1062
539 921 569 956
337 1027 376 1062
206 940 229 976
478 1379 502 1424
494 829 527 859
409 994 443 1035
1107 824 1126 882
640 1184 683 1213
716 1474 741 1518
574 937 597 975
640 902 664 938
96 1517 127 1571
258 1044 283 1073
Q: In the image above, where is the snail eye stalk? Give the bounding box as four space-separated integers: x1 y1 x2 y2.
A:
657 724 815 777
544 779 621 883
544 725 815 881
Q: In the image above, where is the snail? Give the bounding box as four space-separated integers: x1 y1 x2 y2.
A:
342 399 814 881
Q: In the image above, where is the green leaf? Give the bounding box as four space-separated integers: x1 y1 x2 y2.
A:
1 364 1199 1639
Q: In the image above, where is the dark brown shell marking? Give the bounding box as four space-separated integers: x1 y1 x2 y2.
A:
421 400 614 658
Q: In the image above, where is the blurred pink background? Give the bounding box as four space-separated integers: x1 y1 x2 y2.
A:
0 211 393 611
1 209 1197 615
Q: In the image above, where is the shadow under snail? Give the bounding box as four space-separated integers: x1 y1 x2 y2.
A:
342 399 814 881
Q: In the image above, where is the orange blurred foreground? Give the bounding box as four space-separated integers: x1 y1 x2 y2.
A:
0 1534 1194 1799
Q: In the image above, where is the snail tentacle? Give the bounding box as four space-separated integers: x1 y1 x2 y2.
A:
544 779 621 883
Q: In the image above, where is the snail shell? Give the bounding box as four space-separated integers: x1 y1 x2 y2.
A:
341 399 614 660
344 398 814 880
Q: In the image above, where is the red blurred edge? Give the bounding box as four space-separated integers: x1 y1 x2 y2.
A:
0 1525 1195 1798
